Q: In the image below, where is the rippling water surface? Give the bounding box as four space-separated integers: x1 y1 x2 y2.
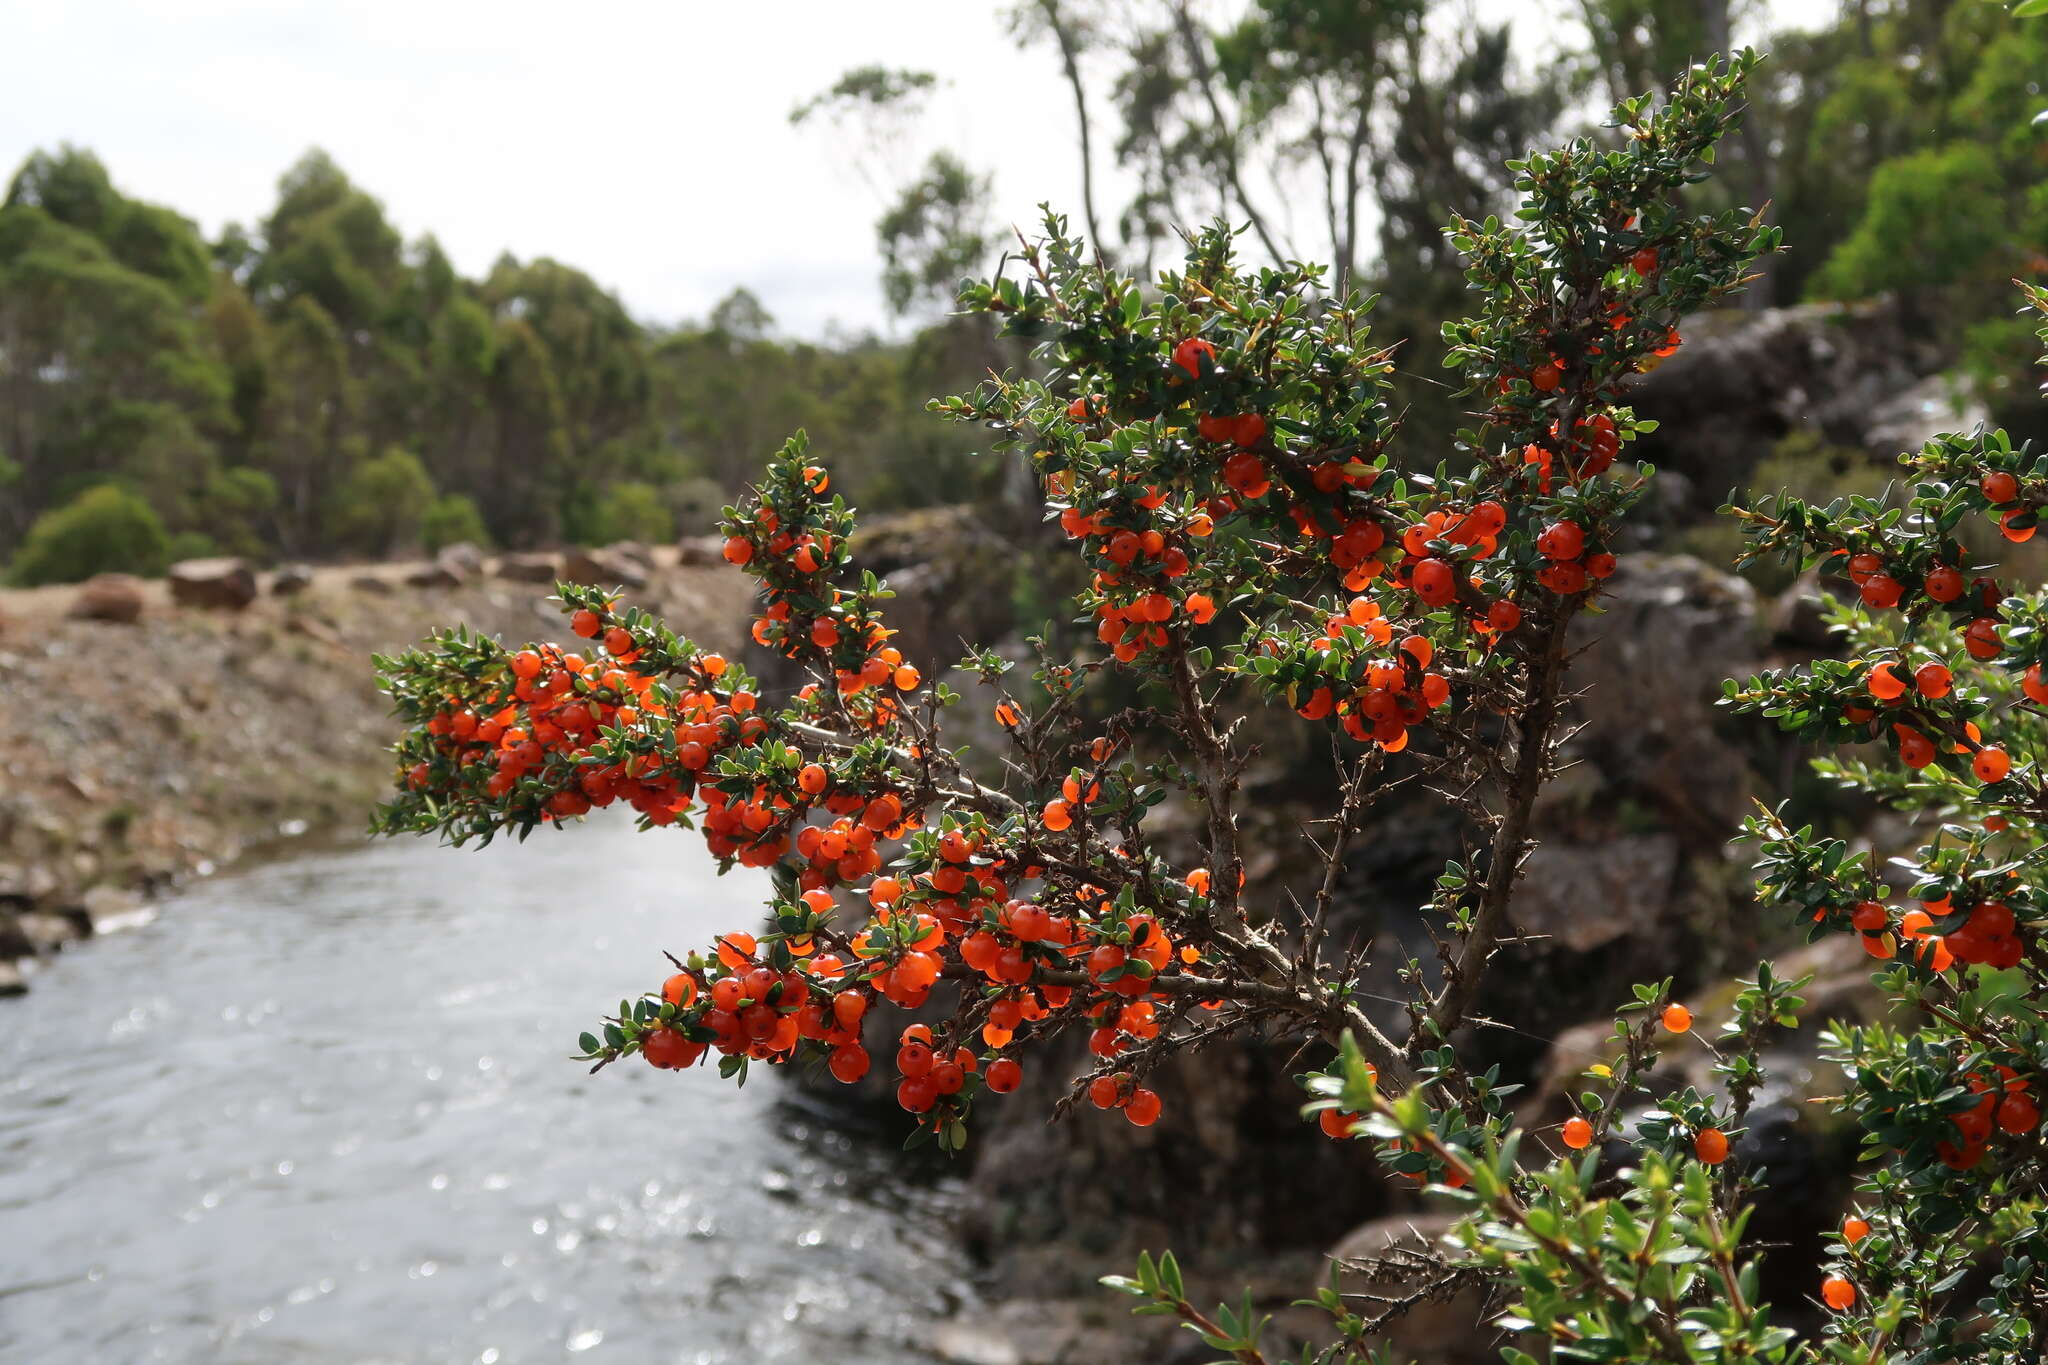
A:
0 820 967 1364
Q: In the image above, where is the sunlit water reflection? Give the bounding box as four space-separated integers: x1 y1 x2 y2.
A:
0 818 968 1363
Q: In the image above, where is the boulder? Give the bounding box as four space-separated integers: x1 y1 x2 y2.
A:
1766 569 1838 652
1562 553 1760 852
1863 373 1989 457
494 552 561 584
349 574 397 595
676 535 726 566
70 573 145 624
1629 299 1942 522
168 557 258 610
436 541 486 578
14 907 84 952
1511 835 1682 954
561 546 649 589
270 563 314 596
0 908 36 960
1329 1213 1494 1364
80 884 143 931
403 561 463 589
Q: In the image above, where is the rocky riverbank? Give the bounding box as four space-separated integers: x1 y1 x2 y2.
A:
0 544 747 995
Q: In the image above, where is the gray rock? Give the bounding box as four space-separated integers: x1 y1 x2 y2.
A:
493 552 561 584
0 958 25 997
1630 299 1939 521
1564 553 1760 851
675 535 725 566
70 574 146 624
349 574 397 596
1862 374 1989 457
1329 1213 1492 1364
436 541 486 577
15 908 84 952
80 884 142 930
561 546 649 589
169 557 258 610
1511 835 1681 953
270 564 314 596
1767 569 1838 652
0 908 36 959
403 561 463 589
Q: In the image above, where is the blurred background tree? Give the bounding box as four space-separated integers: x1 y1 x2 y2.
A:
0 0 2041 584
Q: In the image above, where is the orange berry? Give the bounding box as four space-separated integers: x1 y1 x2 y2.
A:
1124 1087 1162 1126
1998 1092 2040 1134
1975 747 2012 783
1319 1109 1357 1139
1562 1116 1594 1150
1693 1127 1730 1164
1841 1215 1870 1245
985 1057 1022 1093
1821 1275 1856 1311
570 608 601 638
1661 1003 1693 1033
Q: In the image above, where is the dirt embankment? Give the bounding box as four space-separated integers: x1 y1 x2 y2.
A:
0 547 748 994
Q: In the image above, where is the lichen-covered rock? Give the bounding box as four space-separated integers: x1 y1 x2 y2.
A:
168 558 257 611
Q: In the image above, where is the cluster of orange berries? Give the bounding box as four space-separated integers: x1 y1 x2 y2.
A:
723 471 920 716
405 620 761 835
640 766 1203 1131
1856 658 2011 780
1401 502 1503 609
1533 517 1616 596
1288 599 1451 753
1841 547 2008 652
1934 1065 2040 1171
1840 894 2031 971
1061 503 1217 664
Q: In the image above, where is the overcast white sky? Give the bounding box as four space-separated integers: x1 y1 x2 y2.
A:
2 1 1832 339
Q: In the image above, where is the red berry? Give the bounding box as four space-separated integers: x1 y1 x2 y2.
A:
1172 336 1217 378
1537 521 1585 561
985 1058 1023 1094
1411 558 1456 607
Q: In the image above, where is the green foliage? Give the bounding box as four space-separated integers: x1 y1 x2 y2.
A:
1809 143 2007 304
8 483 171 585
591 481 674 545
420 493 490 553
330 446 434 556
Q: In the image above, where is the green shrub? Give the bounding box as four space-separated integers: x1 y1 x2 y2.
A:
591 480 674 544
420 493 490 552
8 483 171 585
329 446 434 556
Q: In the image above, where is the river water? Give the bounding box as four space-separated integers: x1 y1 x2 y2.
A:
0 819 971 1364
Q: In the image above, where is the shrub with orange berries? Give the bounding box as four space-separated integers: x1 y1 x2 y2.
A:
373 49 2048 1364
